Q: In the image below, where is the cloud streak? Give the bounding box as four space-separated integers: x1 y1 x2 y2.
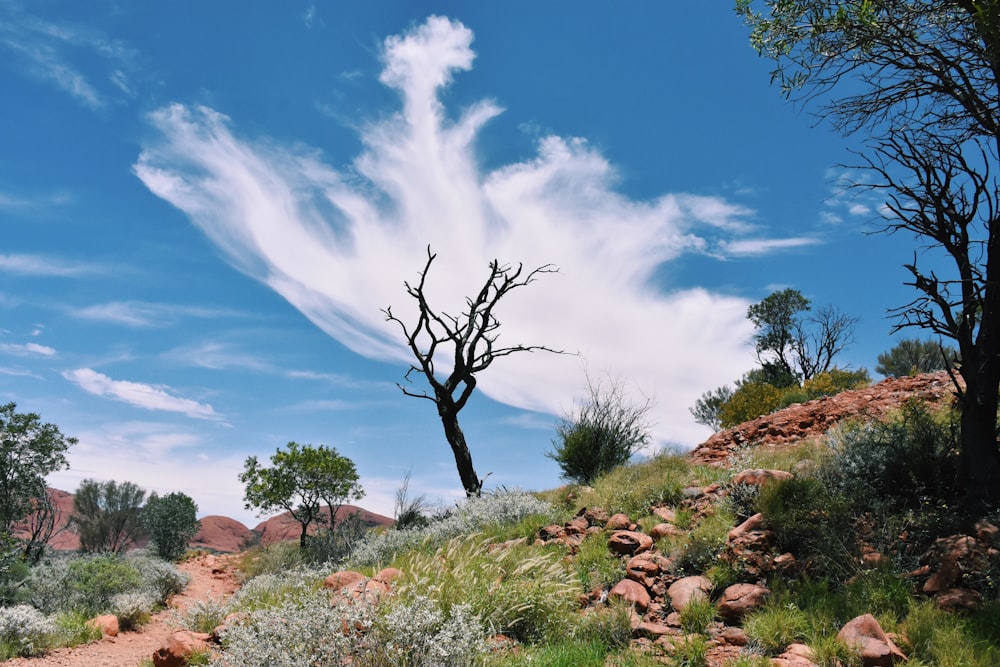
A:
0 253 103 277
134 16 796 447
64 368 222 421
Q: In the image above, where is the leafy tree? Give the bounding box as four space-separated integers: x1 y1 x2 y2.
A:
690 385 735 432
876 338 958 378
546 375 653 484
748 289 858 384
72 479 147 554
384 246 563 496
0 403 75 547
738 0 1000 510
142 492 201 561
239 442 364 549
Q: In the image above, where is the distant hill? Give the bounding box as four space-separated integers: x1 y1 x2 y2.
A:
15 489 394 554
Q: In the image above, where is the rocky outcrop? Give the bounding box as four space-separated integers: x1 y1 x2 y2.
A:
253 505 394 545
189 516 254 553
690 371 958 464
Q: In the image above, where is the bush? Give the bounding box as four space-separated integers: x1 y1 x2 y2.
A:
348 490 553 568
0 604 55 658
72 479 146 554
126 550 189 603
547 375 653 485
757 477 856 578
66 554 143 616
111 590 156 631
367 595 486 666
876 338 957 378
718 382 782 429
142 492 201 562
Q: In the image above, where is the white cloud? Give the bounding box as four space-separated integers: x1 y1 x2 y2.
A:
720 237 820 256
63 368 223 421
0 342 56 356
133 17 787 448
0 253 101 277
161 341 270 371
71 300 246 328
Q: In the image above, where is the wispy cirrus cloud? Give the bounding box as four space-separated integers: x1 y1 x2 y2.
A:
0 3 138 109
0 342 56 356
160 341 271 372
63 368 223 421
71 300 247 328
134 16 812 447
0 253 103 277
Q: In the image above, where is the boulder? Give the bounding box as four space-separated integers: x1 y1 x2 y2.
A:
625 552 668 588
935 587 983 613
323 570 367 592
715 626 748 646
652 506 677 523
606 513 633 531
608 530 654 555
373 567 401 585
732 469 793 486
582 507 610 527
836 614 906 666
634 620 674 639
666 575 712 612
608 578 651 612
728 513 764 541
87 614 119 638
152 630 211 667
717 583 770 622
650 523 683 540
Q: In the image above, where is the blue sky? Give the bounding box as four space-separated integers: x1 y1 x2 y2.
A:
1 1 927 525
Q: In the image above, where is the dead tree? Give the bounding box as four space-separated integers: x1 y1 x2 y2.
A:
384 247 562 496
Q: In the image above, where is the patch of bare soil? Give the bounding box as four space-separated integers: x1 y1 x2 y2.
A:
6 553 240 667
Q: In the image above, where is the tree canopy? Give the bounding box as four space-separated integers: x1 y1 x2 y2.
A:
0 403 74 553
72 479 147 554
738 0 1000 511
142 492 200 561
240 442 363 549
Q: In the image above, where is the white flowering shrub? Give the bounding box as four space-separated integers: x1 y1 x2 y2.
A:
126 550 189 603
365 596 485 667
0 604 56 658
111 590 157 630
24 558 72 614
174 594 229 634
210 592 372 667
349 490 553 567
227 566 327 613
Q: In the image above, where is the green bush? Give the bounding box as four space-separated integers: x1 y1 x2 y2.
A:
718 382 782 429
547 376 653 485
757 476 856 578
66 554 143 616
142 492 201 562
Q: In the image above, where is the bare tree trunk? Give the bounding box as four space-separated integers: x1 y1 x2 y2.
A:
960 353 1000 514
439 406 482 497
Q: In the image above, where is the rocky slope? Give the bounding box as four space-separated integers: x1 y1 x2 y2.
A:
690 370 959 464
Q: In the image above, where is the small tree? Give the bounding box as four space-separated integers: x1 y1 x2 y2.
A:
748 289 858 384
690 385 735 432
876 338 958 378
718 379 783 430
239 442 364 549
384 247 563 497
546 376 653 485
142 492 200 561
0 403 75 546
72 479 147 554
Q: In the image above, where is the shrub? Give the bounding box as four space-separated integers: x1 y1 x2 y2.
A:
175 595 229 634
0 604 55 658
366 595 486 666
126 550 189 603
876 338 957 378
227 567 326 614
66 553 143 616
757 477 856 578
303 512 369 566
547 375 653 485
142 492 201 562
348 490 553 567
211 592 365 667
111 590 156 631
822 401 958 513
72 479 147 554
236 541 304 581
718 382 782 429
51 609 102 647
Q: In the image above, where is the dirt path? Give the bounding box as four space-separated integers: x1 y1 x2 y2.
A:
7 553 241 667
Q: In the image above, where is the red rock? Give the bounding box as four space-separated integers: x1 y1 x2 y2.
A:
652 506 677 523
608 578 651 612
651 523 683 540
625 552 667 588
87 614 119 638
374 567 401 585
717 583 770 622
666 576 712 611
716 626 748 646
608 530 653 555
728 513 764 541
323 570 367 592
153 630 211 667
634 621 674 638
935 587 982 613
836 614 907 666
538 524 567 541
189 515 253 553
583 507 610 527
253 505 394 546
732 469 793 486
606 513 633 531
